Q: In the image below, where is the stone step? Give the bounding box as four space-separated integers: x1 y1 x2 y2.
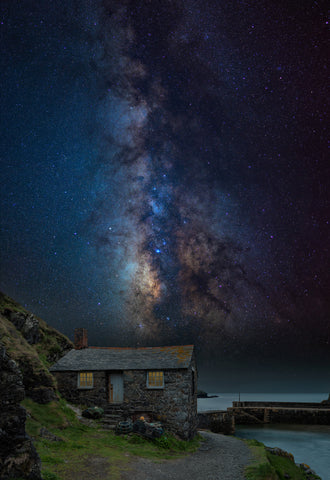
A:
103 415 122 422
101 424 117 430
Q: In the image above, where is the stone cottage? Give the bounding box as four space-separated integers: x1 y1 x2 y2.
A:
50 329 198 439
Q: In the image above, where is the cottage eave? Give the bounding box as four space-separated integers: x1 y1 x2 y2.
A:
50 345 195 372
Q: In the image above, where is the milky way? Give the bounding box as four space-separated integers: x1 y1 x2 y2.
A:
1 0 329 388
85 0 329 361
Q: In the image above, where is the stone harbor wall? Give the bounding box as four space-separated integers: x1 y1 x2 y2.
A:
233 401 330 409
54 364 198 439
229 402 330 425
0 343 41 480
198 411 235 435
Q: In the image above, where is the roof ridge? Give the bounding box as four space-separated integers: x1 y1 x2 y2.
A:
50 344 194 372
88 345 194 350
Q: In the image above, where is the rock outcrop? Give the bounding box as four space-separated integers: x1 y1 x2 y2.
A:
0 291 73 403
3 310 40 345
0 343 41 480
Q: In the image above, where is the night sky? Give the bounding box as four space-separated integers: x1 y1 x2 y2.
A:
1 0 329 391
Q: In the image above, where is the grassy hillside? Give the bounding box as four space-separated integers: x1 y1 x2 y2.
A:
0 292 73 364
23 398 201 480
0 312 56 391
0 292 73 402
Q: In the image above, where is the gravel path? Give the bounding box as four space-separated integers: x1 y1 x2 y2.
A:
121 431 252 480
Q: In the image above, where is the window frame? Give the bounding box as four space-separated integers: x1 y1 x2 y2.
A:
77 371 94 389
146 370 165 389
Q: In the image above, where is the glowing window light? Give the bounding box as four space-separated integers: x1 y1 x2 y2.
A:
78 372 93 388
147 371 164 388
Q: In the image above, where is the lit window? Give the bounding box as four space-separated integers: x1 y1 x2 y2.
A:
78 372 93 388
147 371 164 389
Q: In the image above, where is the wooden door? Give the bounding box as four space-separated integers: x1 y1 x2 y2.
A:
108 373 123 403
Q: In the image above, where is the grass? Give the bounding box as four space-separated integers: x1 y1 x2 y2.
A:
267 453 321 480
0 291 73 398
0 291 28 315
23 397 202 480
22 398 76 436
0 314 55 385
244 439 278 480
35 323 72 368
243 438 321 480
0 291 73 363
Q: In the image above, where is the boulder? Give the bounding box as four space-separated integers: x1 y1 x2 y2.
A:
299 463 319 478
82 407 104 419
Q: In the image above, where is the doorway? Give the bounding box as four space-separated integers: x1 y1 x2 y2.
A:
108 373 123 403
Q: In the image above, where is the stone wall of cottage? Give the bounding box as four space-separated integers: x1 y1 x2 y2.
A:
123 362 198 439
53 371 108 406
53 357 198 439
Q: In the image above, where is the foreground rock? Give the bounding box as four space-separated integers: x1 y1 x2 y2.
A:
0 343 41 480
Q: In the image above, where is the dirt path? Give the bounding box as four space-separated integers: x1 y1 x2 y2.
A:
121 431 252 480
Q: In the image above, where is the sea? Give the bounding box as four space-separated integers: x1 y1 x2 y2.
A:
198 393 330 480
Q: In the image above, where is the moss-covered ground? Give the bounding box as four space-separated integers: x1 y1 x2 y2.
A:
22 398 202 480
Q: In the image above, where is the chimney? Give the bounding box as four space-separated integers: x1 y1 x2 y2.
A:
74 328 88 349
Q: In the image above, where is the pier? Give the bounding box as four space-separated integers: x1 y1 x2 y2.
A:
229 401 330 425
198 401 330 434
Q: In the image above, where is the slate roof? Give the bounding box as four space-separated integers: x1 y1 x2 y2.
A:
50 345 194 371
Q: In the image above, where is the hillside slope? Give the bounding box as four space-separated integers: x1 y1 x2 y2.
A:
0 292 73 403
0 292 73 479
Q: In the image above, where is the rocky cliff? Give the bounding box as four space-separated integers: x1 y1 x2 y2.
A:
0 292 74 479
0 343 41 479
0 292 73 403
